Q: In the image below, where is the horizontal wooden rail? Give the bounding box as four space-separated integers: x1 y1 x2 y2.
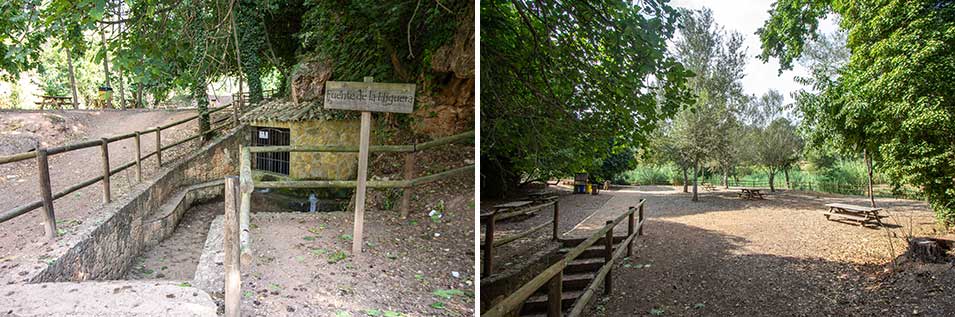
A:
481 199 645 317
248 131 474 154
496 200 556 222
0 152 36 165
486 219 553 248
0 104 240 231
567 209 645 317
482 200 559 275
254 165 473 189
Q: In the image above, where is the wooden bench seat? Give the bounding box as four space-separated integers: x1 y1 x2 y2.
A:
821 211 869 222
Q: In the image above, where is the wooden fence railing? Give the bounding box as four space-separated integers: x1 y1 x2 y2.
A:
0 102 241 239
225 130 475 315
482 200 646 317
480 199 559 275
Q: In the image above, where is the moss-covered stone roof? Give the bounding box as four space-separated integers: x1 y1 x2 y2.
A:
240 99 359 122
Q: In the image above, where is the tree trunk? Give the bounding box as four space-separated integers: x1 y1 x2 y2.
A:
117 8 126 110
136 83 143 108
682 167 688 193
692 161 699 201
768 170 776 192
193 80 210 141
864 148 876 207
118 70 126 109
784 168 791 189
66 49 79 109
906 238 948 263
100 30 111 109
722 168 729 189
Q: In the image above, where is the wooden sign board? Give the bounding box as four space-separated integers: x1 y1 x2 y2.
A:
324 81 416 114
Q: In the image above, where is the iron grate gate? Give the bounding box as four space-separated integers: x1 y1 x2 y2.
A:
252 127 290 175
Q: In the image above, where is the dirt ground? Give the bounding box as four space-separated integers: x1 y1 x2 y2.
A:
125 201 223 281
235 176 475 316
0 110 211 262
580 186 955 316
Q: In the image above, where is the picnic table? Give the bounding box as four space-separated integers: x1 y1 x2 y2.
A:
823 203 885 227
34 95 74 110
702 182 716 191
737 188 764 200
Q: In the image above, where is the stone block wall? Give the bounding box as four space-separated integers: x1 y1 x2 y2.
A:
249 119 362 180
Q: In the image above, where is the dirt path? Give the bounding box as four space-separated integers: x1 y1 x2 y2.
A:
588 186 954 316
0 110 206 261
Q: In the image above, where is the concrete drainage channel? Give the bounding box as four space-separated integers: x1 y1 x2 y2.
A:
0 127 247 316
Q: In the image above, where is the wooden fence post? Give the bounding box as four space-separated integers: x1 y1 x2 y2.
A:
231 96 240 126
399 150 415 219
638 203 645 236
547 270 563 317
351 77 374 254
100 138 111 204
134 131 142 182
604 220 613 295
238 147 253 263
483 212 495 275
155 127 162 167
627 207 635 257
552 200 559 241
35 147 56 240
223 176 241 317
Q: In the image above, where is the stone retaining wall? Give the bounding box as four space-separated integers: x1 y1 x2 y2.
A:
2 126 249 284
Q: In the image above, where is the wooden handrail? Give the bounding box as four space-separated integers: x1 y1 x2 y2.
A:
481 200 646 317
481 199 559 275
239 129 474 262
480 201 558 248
0 103 241 233
248 130 474 154
254 165 473 189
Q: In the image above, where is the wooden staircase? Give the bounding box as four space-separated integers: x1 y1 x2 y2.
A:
519 235 628 316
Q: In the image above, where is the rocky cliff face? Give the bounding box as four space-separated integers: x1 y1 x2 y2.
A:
412 4 474 138
287 3 474 139
289 58 333 103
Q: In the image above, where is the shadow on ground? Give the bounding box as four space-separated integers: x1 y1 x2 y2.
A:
595 220 955 316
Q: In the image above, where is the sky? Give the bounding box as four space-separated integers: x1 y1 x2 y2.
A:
669 0 838 105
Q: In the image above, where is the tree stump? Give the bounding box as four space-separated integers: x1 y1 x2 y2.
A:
906 237 948 263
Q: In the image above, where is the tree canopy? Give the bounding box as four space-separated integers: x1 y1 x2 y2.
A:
667 8 747 200
0 0 469 109
480 0 692 197
758 0 955 224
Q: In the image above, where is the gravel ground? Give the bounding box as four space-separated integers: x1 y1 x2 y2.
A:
586 185 954 316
